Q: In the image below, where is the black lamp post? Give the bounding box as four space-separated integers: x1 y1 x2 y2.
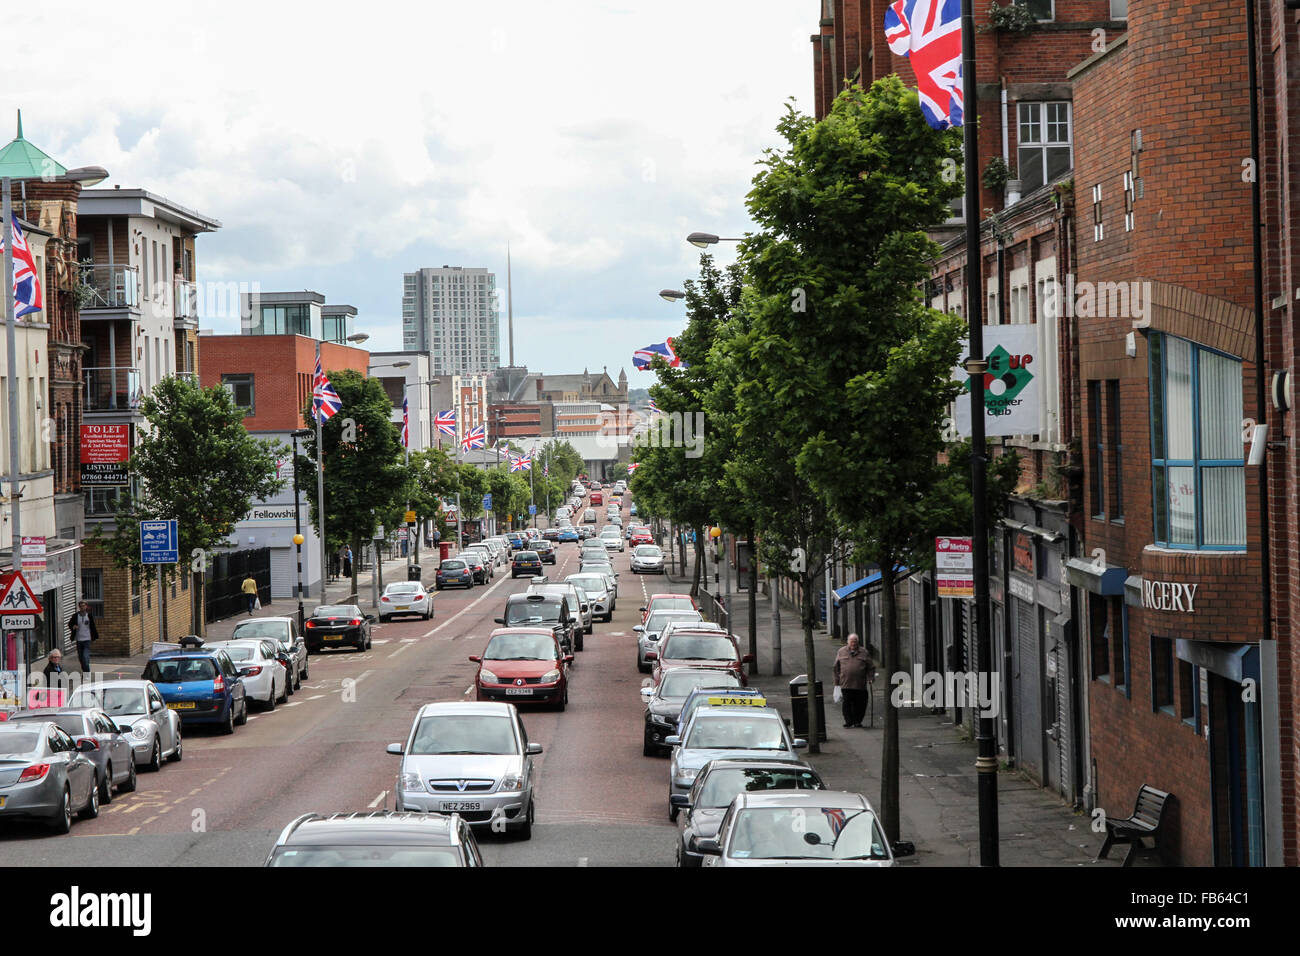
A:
290 428 313 632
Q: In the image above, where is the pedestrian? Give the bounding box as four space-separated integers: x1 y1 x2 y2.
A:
42 648 66 687
343 546 353 579
66 601 99 673
833 632 876 728
241 573 259 615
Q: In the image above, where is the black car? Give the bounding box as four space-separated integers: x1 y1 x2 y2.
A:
673 759 825 868
494 593 576 656
436 558 473 590
305 604 374 652
265 811 484 867
461 551 492 584
511 550 544 578
533 540 557 565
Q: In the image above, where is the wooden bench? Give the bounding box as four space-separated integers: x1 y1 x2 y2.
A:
1097 785 1172 866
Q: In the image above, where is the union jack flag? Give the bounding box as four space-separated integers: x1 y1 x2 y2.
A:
647 398 660 414
509 452 531 473
0 218 43 317
633 338 687 370
543 461 549 477
401 397 409 448
312 357 343 421
435 409 457 435
821 806 849 837
627 462 640 476
884 0 964 129
461 424 486 450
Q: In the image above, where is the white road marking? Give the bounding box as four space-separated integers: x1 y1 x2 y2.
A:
608 631 626 637
306 694 325 700
284 700 302 707
368 791 388 809
578 857 589 867
372 639 391 645
464 684 474 696
400 638 418 643
388 642 413 659
422 572 514 638
247 714 260 721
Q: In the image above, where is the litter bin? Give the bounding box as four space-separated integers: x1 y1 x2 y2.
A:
408 563 422 582
789 674 828 742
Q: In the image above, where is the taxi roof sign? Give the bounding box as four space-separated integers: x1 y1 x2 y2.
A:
0 569 43 615
706 695 767 708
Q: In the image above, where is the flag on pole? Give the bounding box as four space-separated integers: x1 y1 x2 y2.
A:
509 453 532 473
312 357 343 420
434 409 457 435
627 462 640 476
0 218 44 317
401 397 409 448
543 460 549 477
633 338 687 370
647 398 660 414
884 0 964 129
461 424 486 450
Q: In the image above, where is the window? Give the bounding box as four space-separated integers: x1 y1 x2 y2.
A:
1110 0 1128 18
1019 0 1053 19
1092 184 1104 242
1149 333 1246 548
1017 102 1072 195
1114 601 1131 696
222 374 255 414
85 487 124 517
1179 660 1198 730
1108 380 1124 520
1151 637 1174 715
254 304 311 336
81 569 104 618
1089 593 1110 682
1089 381 1105 519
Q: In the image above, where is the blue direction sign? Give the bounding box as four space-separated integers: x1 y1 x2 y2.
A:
528 504 537 515
482 494 493 511
141 519 179 564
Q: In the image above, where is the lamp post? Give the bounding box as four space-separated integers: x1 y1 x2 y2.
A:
370 360 412 568
2 161 106 684
685 232 742 248
316 331 369 604
289 428 313 632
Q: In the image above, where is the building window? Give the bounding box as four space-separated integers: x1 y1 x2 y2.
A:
1110 0 1128 18
1089 593 1110 682
1089 381 1105 519
1114 600 1131 696
1179 660 1198 730
254 304 311 336
1017 102 1071 195
1091 184 1104 242
1018 0 1054 20
81 569 104 618
1108 380 1123 520
1150 636 1175 715
221 374 255 414
84 488 124 516
1149 333 1246 549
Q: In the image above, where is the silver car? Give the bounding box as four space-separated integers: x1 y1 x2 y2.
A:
527 582 591 641
635 609 703 673
66 679 183 772
208 639 287 709
231 616 308 687
665 706 806 818
630 544 665 574
565 572 615 622
379 581 434 622
694 791 901 867
0 720 100 832
601 529 624 552
387 701 543 839
6 707 137 804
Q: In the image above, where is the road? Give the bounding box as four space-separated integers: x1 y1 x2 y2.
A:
0 513 681 867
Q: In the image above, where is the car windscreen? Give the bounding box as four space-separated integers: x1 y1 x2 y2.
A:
568 576 606 594
661 670 740 698
727 807 888 861
143 658 218 683
440 561 466 570
0 731 41 754
685 716 786 751
269 846 464 867
645 611 702 633
662 634 737 661
316 606 360 617
505 602 560 626
698 767 822 808
483 633 556 661
409 714 518 755
634 546 662 557
69 688 147 716
232 621 289 641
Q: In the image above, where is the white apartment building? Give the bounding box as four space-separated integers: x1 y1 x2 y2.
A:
402 266 500 376
369 351 433 452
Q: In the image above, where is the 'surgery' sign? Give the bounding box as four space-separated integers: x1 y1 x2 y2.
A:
1142 579 1199 613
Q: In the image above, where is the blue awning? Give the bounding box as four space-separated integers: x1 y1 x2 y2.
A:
833 566 909 605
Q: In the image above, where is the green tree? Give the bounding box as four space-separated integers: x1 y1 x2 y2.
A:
91 376 285 634
402 446 460 559
302 370 406 601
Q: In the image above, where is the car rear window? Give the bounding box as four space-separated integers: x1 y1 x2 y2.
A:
143 658 218 683
514 551 539 560
317 606 359 617
662 635 737 661
441 560 466 570
0 731 41 754
232 621 289 641
505 601 560 626
220 645 257 662
698 767 822 808
660 670 740 697
269 846 464 867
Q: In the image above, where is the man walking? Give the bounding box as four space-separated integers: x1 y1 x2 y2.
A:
833 632 875 728
66 601 99 673
241 573 259 616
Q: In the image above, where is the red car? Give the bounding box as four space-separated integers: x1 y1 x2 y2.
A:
470 628 573 710
641 593 700 624
629 528 653 546
649 628 751 687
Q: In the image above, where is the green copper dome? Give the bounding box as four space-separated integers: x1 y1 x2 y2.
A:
0 111 67 181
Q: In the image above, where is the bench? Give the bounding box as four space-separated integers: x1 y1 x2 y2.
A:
1096 785 1172 866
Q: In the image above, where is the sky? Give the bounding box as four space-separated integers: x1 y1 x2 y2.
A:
6 1 814 380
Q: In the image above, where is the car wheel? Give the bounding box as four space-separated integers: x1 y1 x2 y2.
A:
515 799 534 840
366 633 373 650
49 786 72 833
669 804 680 822
79 777 100 820
148 737 162 772
120 757 137 794
379 615 389 624
637 659 649 674
98 765 113 804
170 730 183 762
675 841 685 868
643 735 655 757
222 703 236 735
301 662 309 681
294 669 302 691
575 633 584 652
236 699 249 726
265 684 277 711
280 675 290 702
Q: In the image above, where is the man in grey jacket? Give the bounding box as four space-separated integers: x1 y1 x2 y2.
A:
833 633 876 728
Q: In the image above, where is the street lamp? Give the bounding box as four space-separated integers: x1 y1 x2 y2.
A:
659 289 685 302
315 331 370 604
371 361 413 567
686 232 742 248
289 428 313 632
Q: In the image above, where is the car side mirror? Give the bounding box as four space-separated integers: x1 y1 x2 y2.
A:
640 687 654 698
639 607 646 613
386 743 404 755
563 655 574 664
526 742 543 755
117 723 134 735
664 735 681 746
365 615 376 622
670 794 690 808
494 617 505 625
688 835 720 855
892 840 916 858
151 699 164 712
793 738 808 749
77 738 97 753
468 655 481 663
742 654 755 664
633 625 644 632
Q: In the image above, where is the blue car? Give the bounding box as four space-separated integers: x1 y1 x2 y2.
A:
556 528 580 543
141 650 248 735
630 503 638 516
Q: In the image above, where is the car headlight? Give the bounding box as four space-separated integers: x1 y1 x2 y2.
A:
540 669 561 684
479 668 500 684
132 724 150 739
499 773 525 791
677 767 698 784
650 712 673 726
399 771 426 792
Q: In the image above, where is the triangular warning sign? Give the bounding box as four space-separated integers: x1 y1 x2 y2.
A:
0 570 43 615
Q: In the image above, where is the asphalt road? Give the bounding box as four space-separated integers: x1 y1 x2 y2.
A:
0 504 679 867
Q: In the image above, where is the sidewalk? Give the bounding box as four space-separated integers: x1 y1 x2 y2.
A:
664 567 1138 867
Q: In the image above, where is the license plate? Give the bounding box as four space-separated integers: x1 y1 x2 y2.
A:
441 801 480 812
168 701 196 710
396 606 409 611
325 634 345 641
505 687 533 695
0 796 6 807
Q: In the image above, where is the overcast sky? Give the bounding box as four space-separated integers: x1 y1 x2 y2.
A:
8 1 813 381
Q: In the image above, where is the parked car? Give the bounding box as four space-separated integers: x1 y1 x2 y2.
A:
634 608 704 673
630 544 665 574
436 558 473 590
230 616 308 685
652 629 752 686
0 721 100 832
387 702 542 838
65 679 182 772
470 628 573 710
305 604 374 652
379 582 434 622
206 639 287 710
6 707 138 803
533 540 557 565
640 593 700 624
142 648 249 734
640 668 742 756
266 811 485 867
526 582 590 648
677 686 767 737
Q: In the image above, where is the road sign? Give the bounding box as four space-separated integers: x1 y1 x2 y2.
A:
3 615 35 629
0 570 43 615
528 504 537 515
404 510 417 523
482 494 492 511
21 535 45 573
141 519 179 564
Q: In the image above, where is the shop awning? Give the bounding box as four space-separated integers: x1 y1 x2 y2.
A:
1176 640 1259 684
833 566 909 605
1065 556 1127 596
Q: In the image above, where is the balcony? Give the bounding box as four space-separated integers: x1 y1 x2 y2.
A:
174 278 199 327
77 264 140 314
84 367 141 413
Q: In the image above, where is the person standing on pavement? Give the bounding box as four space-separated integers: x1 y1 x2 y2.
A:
241 574 259 615
66 601 99 673
833 632 875 728
343 546 353 579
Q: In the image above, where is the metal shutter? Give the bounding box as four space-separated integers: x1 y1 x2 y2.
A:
1014 598 1042 781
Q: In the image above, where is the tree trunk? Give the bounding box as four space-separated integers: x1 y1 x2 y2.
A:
747 524 758 676
801 568 820 755
350 530 363 604
880 565 900 842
